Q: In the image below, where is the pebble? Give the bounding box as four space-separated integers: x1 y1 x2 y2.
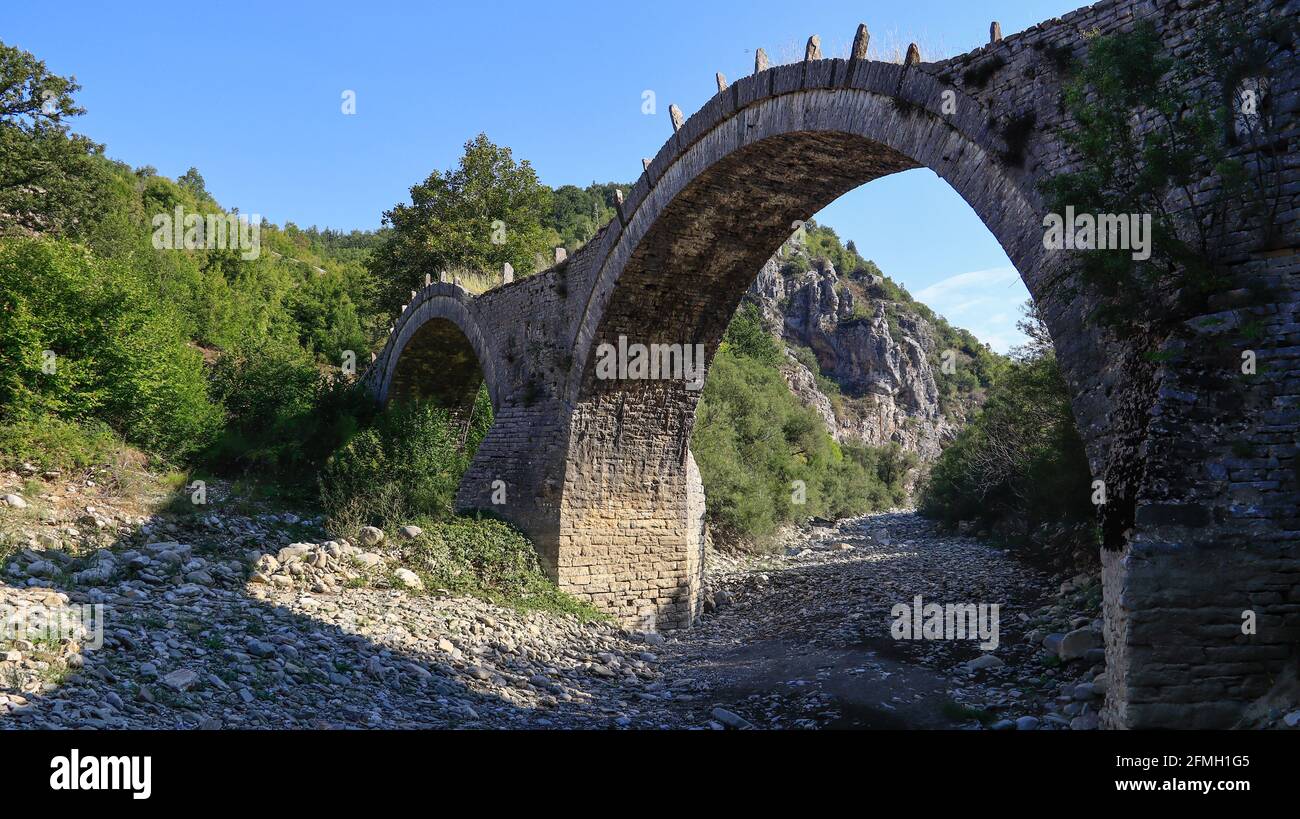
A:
710 707 754 729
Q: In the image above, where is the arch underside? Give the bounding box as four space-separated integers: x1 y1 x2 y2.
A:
590 132 919 363
386 317 486 414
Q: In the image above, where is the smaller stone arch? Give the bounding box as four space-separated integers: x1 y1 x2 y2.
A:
366 283 503 413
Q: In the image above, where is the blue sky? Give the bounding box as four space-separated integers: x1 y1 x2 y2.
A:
5 0 1081 351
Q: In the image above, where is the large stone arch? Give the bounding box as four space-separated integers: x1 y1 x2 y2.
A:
556 64 1093 632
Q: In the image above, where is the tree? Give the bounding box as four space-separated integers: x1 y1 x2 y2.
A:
0 39 110 237
368 133 553 317
178 166 208 200
1011 299 1054 362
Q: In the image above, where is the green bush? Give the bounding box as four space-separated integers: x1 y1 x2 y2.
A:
399 516 600 618
0 237 222 461
0 415 124 471
919 351 1094 541
319 395 492 529
204 337 325 472
722 303 781 365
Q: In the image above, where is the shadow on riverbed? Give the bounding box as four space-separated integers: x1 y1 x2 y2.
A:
0 499 655 730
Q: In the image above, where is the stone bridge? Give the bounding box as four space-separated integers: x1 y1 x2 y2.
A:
364 0 1299 728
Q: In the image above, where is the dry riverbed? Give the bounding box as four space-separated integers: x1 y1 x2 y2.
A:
2 470 1121 730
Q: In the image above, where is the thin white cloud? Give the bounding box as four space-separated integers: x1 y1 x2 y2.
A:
913 266 1030 354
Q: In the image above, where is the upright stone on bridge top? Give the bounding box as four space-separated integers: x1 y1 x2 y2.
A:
503 262 514 284
410 290 416 300
642 157 651 170
805 35 822 61
439 271 448 283
755 48 769 73
669 103 684 132
555 247 567 264
614 188 624 206
424 272 431 286
905 43 921 66
990 21 1002 43
851 24 870 60
715 72 727 92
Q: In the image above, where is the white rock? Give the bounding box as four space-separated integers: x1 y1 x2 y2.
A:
357 526 385 547
394 568 423 590
2 494 27 509
1058 627 1101 661
710 707 753 729
965 654 1005 671
354 552 384 569
162 669 199 691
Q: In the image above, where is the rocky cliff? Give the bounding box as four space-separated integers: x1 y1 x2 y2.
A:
744 233 996 461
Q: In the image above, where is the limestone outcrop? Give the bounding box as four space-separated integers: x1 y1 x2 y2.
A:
746 249 963 460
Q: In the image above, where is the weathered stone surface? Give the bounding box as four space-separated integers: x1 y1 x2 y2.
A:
668 104 684 132
851 24 869 60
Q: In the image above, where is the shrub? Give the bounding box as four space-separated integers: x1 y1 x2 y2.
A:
391 517 602 620
722 303 781 365
0 237 222 461
319 396 491 529
0 415 123 471
919 351 1094 545
204 337 325 472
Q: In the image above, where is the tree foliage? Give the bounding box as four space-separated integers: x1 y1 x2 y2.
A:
0 238 223 460
1041 11 1295 327
919 307 1093 552
0 39 112 238
368 133 553 315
